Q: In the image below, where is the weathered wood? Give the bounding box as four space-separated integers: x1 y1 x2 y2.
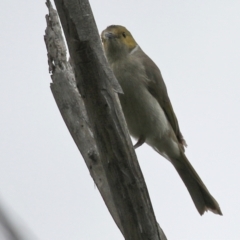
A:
44 1 122 231
45 0 167 239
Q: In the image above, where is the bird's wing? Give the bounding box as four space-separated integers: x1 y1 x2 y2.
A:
134 49 187 148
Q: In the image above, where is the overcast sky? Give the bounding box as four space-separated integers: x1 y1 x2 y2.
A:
0 0 240 239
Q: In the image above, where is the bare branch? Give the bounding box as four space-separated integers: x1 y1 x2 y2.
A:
0 202 26 240
44 0 167 239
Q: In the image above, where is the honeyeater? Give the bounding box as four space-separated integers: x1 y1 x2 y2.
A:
101 25 222 215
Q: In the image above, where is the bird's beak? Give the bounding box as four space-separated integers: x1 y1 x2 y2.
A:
102 31 117 40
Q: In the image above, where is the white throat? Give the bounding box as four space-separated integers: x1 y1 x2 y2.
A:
129 45 139 55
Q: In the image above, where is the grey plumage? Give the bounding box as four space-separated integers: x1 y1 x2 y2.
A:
101 25 222 215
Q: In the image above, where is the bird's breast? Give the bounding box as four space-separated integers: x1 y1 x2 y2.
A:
112 59 171 142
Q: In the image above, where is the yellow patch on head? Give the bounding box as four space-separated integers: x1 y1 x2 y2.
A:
101 25 138 51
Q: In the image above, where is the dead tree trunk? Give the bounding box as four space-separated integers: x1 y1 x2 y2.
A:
44 1 167 239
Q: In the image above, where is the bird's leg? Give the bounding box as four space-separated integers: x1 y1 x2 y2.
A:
133 136 145 149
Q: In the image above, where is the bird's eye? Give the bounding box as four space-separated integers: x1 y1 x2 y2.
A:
122 32 126 38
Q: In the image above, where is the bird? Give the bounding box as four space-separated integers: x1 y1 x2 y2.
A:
101 25 222 216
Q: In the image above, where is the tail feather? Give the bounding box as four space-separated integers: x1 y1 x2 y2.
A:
172 152 222 215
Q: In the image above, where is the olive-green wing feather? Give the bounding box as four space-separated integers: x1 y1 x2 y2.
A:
134 49 187 149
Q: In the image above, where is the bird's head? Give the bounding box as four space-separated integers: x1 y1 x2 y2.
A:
101 25 138 63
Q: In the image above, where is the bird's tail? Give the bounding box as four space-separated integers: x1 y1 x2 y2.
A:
171 152 222 215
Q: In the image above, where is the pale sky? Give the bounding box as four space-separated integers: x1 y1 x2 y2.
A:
0 0 240 239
